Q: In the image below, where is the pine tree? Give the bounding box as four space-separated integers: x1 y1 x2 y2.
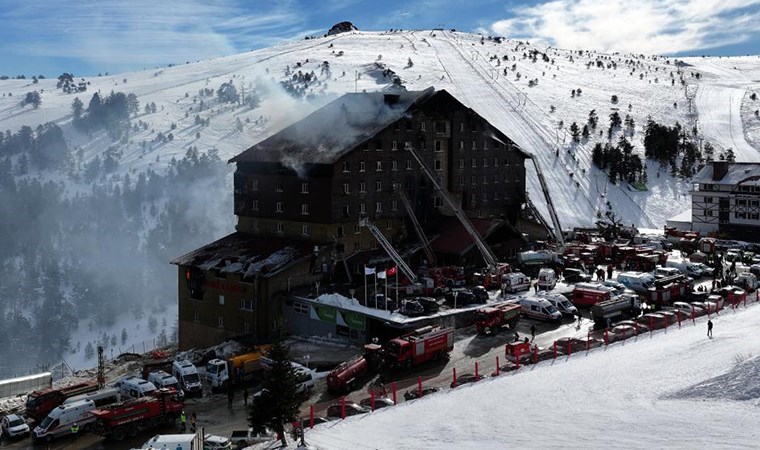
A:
249 336 301 446
588 109 598 129
582 124 590 139
609 111 622 128
570 122 580 142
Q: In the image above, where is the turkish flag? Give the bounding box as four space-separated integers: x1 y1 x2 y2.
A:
387 266 397 276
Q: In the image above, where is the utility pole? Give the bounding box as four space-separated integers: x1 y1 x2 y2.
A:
97 346 105 389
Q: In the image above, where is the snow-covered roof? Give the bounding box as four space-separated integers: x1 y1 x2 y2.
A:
170 232 317 279
693 162 760 186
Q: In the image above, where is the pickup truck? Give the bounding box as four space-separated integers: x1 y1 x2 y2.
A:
230 429 275 448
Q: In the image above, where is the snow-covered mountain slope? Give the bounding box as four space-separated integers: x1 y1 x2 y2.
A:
2 31 760 228
308 304 760 449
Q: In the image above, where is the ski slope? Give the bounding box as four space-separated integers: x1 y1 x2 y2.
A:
308 303 760 449
2 31 760 228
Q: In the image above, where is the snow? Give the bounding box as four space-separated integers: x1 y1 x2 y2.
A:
308 302 760 449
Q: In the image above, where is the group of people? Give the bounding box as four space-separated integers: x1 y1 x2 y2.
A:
179 411 197 432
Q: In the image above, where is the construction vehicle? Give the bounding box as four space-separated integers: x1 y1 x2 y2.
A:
326 325 454 393
475 303 521 335
591 293 642 325
25 380 99 422
89 388 184 441
204 345 272 392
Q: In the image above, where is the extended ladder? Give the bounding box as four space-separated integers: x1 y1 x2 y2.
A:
360 217 417 283
527 155 565 247
394 184 438 266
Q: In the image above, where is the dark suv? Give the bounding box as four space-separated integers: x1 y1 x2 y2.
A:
445 288 480 306
563 268 591 283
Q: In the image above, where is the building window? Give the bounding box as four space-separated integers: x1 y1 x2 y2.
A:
360 203 366 214
337 226 344 237
252 180 259 191
252 200 259 211
376 181 382 192
359 182 367 193
391 160 398 171
343 183 351 194
420 121 426 132
434 197 444 207
483 176 488 185
376 161 382 171
360 161 366 172
302 224 309 236
459 123 465 132
342 161 350 172
493 175 499 184
459 141 464 150
435 121 447 133
484 140 489 149
354 224 361 234
419 140 427 151
458 176 464 185
276 222 283 233
376 201 383 213
493 192 499 200
752 213 760 220
243 321 251 333
342 205 350 217
301 204 309 215
375 140 383 151
406 160 413 170
404 141 411 150
392 141 398 151
434 140 443 152
494 157 499 167
471 176 477 185
459 159 465 169
219 295 225 305
471 158 477 168
391 200 398 211
354 242 361 251
241 298 253 311
193 312 200 323
253 220 259 232
276 202 283 213
218 316 224 328
276 181 283 192
434 160 442 171
482 158 488 167
301 183 309 194
705 210 713 217
472 141 477 150
293 302 309 315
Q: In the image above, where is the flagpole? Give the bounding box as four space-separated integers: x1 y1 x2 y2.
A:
374 272 378 309
364 265 368 307
395 269 398 306
384 274 388 311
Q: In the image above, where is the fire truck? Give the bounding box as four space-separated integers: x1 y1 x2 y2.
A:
504 341 533 363
591 293 642 325
475 303 521 335
644 274 691 306
326 325 454 393
569 283 614 307
25 381 99 422
89 389 183 441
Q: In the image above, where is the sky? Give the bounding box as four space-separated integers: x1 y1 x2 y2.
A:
1 0 760 77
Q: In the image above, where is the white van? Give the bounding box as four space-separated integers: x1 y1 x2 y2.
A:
654 266 681 278
63 387 120 407
538 292 578 317
518 297 562 322
142 433 202 450
291 363 316 394
33 399 96 442
147 371 183 397
172 360 203 397
537 268 557 290
502 272 531 293
117 377 157 400
664 260 703 277
616 272 655 293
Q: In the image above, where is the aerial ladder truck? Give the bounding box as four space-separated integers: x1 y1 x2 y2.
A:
404 144 510 287
525 153 565 248
393 183 438 266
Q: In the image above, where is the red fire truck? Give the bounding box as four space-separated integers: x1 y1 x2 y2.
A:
475 303 521 335
89 389 183 441
645 274 691 306
325 355 370 393
25 380 99 422
569 283 614 307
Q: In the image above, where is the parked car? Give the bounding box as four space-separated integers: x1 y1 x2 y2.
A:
706 294 725 310
614 320 648 334
204 434 232 450
672 301 704 316
326 402 370 419
563 268 592 284
399 300 425 316
359 397 395 410
1 414 30 439
450 373 485 388
637 313 666 329
608 324 637 342
403 387 440 401
444 288 480 306
471 286 489 303
400 297 440 316
602 280 629 295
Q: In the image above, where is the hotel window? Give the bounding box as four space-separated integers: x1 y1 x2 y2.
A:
420 121 426 132
419 140 427 151
472 140 477 150
435 121 447 133
376 161 383 171
434 160 442 171
241 299 253 311
219 295 225 305
342 205 350 217
193 312 199 323
276 181 283 192
493 192 499 200
252 180 259 190
484 140 489 149
360 161 366 172
342 161 350 172
494 157 499 167
302 225 309 236
218 317 224 328
376 201 383 212
276 202 283 213
301 204 309 215
493 175 499 183
434 140 443 152
276 222 283 233
434 197 444 207
471 176 476 185
360 203 366 214
243 321 251 333
376 181 382 192
404 141 411 150
360 182 367 193
705 210 713 217
392 141 398 151
252 200 259 211
405 119 413 131
406 160 413 170
354 242 360 251
301 183 309 193
752 213 760 220
483 176 488 185
458 176 464 185
482 192 488 201
375 140 383 151
459 159 465 169
354 224 361 234
391 160 398 171
471 158 477 168
391 200 398 211
293 302 309 315
253 220 259 232
459 123 465 132
337 226 344 237
343 183 350 194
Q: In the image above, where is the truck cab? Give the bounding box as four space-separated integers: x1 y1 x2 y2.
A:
172 360 203 397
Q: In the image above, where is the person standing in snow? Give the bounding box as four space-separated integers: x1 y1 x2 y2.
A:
707 319 713 338
243 388 249 406
530 324 536 341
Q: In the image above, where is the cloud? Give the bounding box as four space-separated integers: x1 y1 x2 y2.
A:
488 0 760 55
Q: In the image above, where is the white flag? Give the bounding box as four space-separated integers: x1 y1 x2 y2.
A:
364 266 376 275
377 271 387 279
